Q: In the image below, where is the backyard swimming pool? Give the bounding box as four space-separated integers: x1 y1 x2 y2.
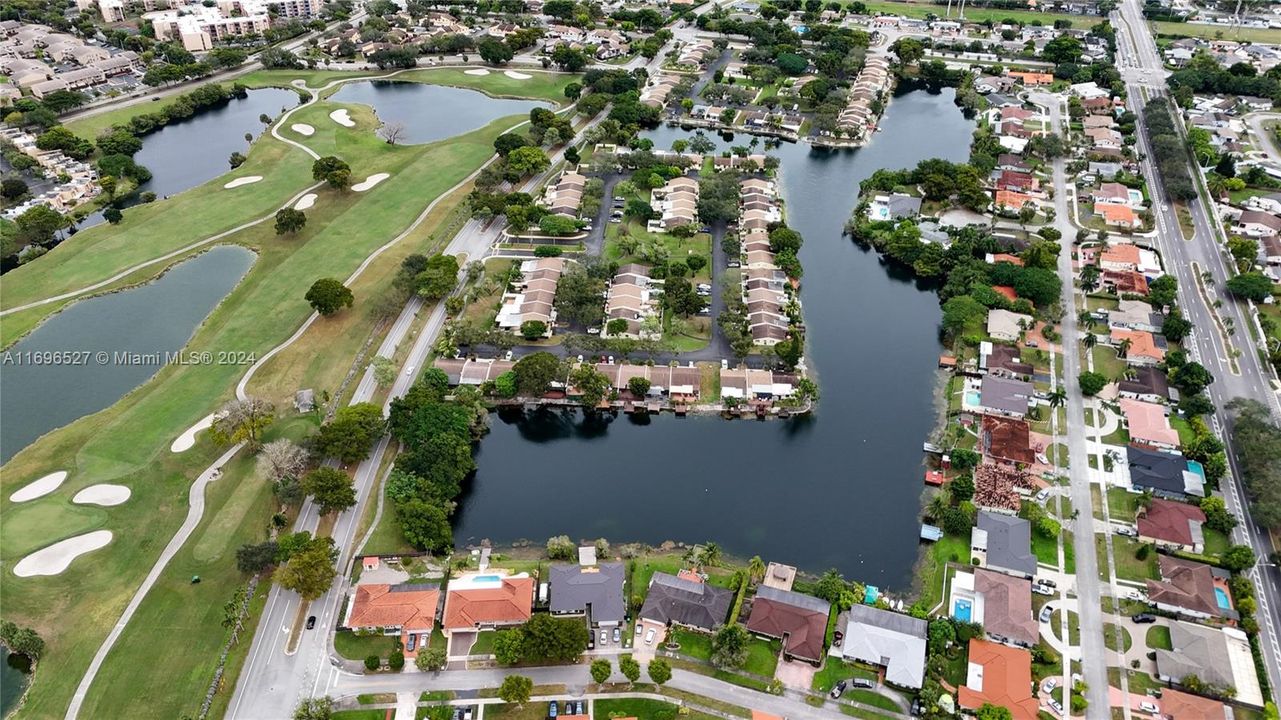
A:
953 598 973 622
1215 587 1231 610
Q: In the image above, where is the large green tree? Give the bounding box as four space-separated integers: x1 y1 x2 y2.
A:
275 536 337 601
305 278 354 316
315 402 386 463
395 498 453 551
301 467 356 515
512 352 564 396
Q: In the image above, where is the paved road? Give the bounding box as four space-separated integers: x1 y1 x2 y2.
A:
1112 0 1281 696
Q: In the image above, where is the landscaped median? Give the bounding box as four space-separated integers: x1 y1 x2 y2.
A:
0 71 575 720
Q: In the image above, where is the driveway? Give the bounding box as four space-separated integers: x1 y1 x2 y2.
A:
448 631 477 659
631 620 666 661
774 655 817 690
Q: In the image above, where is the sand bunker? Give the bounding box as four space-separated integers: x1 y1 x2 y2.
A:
171 413 216 453
224 176 263 189
291 123 315 136
14 531 113 577
73 484 132 507
330 108 355 127
504 70 532 79
464 68 491 76
10 471 68 502
352 173 390 192
294 193 317 210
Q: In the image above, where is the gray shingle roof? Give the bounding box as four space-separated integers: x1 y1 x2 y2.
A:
548 562 626 624
977 511 1038 577
639 572 734 631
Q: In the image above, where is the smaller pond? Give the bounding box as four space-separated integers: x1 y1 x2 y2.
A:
327 81 549 145
0 245 255 463
1 646 31 717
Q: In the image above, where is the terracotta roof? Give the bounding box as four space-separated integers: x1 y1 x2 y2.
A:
1118 398 1179 447
992 285 1018 302
958 639 1039 720
442 577 535 630
981 415 1036 465
995 190 1035 209
1096 203 1138 225
1138 499 1206 547
1110 329 1164 362
1100 243 1141 266
1159 688 1227 719
347 583 440 631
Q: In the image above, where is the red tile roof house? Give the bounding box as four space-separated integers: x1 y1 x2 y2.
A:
958 639 1040 720
441 574 535 638
1118 398 1180 450
1158 688 1232 719
1145 556 1237 621
980 415 1036 466
344 583 440 658
1109 329 1165 366
744 586 831 665
1137 498 1207 554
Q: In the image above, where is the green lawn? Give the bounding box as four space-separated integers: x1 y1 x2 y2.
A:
0 75 562 720
1106 487 1142 522
630 553 738 611
856 0 1084 26
335 631 399 661
333 711 388 720
812 658 879 693
743 637 781 677
1203 527 1230 558
1102 622 1133 653
1050 609 1081 646
594 698 719 720
914 532 969 611
1152 20 1281 44
1145 625 1172 651
670 629 712 661
1031 530 1061 569
1103 536 1160 582
469 631 496 656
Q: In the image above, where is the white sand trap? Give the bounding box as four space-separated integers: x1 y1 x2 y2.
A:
352 173 390 192
294 193 317 210
330 108 355 127
14 530 113 577
224 176 263 189
504 70 532 80
291 123 315 136
464 68 491 76
10 471 68 503
73 484 131 507
171 413 216 453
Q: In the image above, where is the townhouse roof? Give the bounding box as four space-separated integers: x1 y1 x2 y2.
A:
639 572 734 631
348 583 440 631
974 569 1037 647
744 586 830 662
549 562 626 624
958 639 1039 720
1138 499 1206 548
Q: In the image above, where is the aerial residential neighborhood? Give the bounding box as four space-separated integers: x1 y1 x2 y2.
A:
1 0 1281 717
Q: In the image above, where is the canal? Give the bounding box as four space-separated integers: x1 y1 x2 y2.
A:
0 246 254 463
453 87 975 591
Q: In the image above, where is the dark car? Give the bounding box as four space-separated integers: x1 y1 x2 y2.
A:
833 630 844 647
830 680 847 699
1132 613 1157 624
852 678 874 689
305 616 316 630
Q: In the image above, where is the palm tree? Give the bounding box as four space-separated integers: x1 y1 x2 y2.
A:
1077 309 1095 330
1118 338 1132 358
927 493 949 520
1080 265 1100 293
1048 387 1067 408
702 542 722 567
748 555 766 586
1084 333 1098 349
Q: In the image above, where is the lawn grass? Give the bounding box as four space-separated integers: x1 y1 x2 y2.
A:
1104 537 1160 582
1106 487 1142 523
469 631 496 656
335 631 398 661
1051 609 1080 646
671 629 713 661
0 79 558 719
1103 622 1132 653
913 532 969 610
1031 530 1061 569
1152 20 1281 44
742 637 781 677
811 658 879 693
332 711 388 720
594 698 710 719
1203 527 1230 558
1089 345 1128 382
485 703 552 720
856 0 1084 26
1145 624 1172 651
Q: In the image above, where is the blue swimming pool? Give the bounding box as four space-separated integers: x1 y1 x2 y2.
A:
1215 587 1231 610
473 575 502 583
953 598 973 622
965 391 981 407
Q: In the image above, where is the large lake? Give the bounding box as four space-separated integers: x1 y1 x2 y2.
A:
0 246 254 462
454 88 975 591
328 80 550 145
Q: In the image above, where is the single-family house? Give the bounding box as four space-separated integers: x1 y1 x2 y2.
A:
980 415 1036 466
958 639 1039 720
1109 328 1165 365
973 568 1038 647
745 586 831 664
835 605 926 689
1118 398 1180 449
639 572 734 632
441 573 535 637
549 561 626 627
1118 366 1171 403
979 342 1033 378
866 192 921 221
1127 445 1206 499
344 583 440 656
986 308 1033 342
972 511 1037 579
1156 622 1264 707
1146 556 1236 621
1234 209 1281 238
1138 499 1206 554
977 375 1034 418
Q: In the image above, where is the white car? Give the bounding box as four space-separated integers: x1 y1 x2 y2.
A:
1138 701 1159 714
644 628 656 644
1032 584 1054 596
1042 677 1059 693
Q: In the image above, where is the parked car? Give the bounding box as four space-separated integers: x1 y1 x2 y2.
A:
1049 699 1063 715
406 633 416 652
727 260 741 268
462 709 473 720
830 680 847 699
1039 606 1053 623
832 630 843 647
1032 584 1054 596
1042 677 1059 693
600 629 608 644
1139 701 1159 714
644 628 656 644
635 624 642 635
548 700 558 718
305 616 316 630
587 327 601 335
613 196 625 201
1132 613 1157 624
613 627 621 643
1035 488 1051 503
1115 525 1137 537
1039 578 1057 588
851 678 874 689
